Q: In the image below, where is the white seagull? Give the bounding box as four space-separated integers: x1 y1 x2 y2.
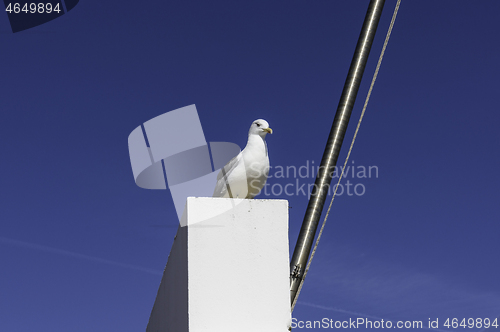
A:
213 119 273 199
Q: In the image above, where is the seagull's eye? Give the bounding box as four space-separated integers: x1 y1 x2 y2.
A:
256 123 261 127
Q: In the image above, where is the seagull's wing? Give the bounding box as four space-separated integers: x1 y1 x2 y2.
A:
212 152 243 197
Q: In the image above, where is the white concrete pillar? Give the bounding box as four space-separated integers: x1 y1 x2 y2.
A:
146 197 291 332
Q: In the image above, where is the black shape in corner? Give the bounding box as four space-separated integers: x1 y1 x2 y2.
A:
63 0 78 12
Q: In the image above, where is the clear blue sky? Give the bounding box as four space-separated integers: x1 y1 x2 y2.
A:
1 1 500 331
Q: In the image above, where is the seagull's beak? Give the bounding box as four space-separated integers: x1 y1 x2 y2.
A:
264 127 273 134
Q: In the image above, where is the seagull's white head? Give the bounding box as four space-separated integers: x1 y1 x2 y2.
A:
249 119 273 137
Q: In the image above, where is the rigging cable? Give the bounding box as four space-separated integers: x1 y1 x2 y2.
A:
291 0 402 312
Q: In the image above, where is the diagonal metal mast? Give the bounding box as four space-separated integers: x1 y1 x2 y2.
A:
290 0 386 305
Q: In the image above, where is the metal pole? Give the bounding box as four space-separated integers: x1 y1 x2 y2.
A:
290 0 385 305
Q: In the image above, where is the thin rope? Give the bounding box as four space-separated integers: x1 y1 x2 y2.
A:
291 0 401 312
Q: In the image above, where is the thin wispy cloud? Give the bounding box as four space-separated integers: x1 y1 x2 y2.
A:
298 242 500 331
297 301 450 332
0 236 163 276
298 300 394 320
